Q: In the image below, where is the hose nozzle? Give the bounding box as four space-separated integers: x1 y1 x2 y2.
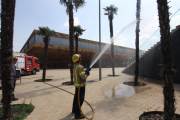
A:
85 67 91 76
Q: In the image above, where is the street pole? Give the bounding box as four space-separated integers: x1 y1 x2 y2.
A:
99 0 102 80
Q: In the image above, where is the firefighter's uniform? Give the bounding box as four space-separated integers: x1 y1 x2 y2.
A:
73 63 88 88
12 56 18 100
72 54 89 119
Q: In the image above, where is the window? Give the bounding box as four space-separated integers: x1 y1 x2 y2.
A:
27 59 32 63
35 59 38 64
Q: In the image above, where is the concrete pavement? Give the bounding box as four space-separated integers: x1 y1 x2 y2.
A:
1 68 180 120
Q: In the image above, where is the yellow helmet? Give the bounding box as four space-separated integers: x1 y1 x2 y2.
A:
72 54 81 63
13 55 18 60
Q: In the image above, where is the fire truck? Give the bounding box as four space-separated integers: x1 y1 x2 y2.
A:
14 52 40 75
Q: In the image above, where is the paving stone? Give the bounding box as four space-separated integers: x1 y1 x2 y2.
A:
1 68 180 120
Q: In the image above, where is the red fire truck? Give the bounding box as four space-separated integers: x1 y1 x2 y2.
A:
14 52 40 75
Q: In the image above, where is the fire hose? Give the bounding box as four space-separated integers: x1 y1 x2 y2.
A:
43 67 94 120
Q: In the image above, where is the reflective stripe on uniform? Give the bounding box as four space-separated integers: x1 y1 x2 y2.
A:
74 82 87 87
79 72 85 75
75 65 78 85
75 65 86 87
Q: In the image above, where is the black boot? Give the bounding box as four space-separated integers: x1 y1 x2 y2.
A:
72 110 75 114
75 114 85 119
1 99 3 103
12 94 18 101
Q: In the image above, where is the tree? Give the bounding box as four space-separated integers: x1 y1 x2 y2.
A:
157 0 176 119
134 0 141 86
1 0 16 119
60 0 85 84
73 25 85 54
37 27 55 81
104 5 118 76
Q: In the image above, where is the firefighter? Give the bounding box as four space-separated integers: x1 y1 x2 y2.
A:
12 55 18 101
72 54 90 119
1 55 18 103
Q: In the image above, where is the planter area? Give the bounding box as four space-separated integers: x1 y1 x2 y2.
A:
0 104 34 120
139 111 180 120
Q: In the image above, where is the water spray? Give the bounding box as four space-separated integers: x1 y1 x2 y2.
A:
90 20 138 68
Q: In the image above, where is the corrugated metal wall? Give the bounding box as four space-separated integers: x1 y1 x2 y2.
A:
29 34 35 47
21 33 135 55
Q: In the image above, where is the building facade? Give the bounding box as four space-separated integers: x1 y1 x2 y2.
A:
20 30 140 68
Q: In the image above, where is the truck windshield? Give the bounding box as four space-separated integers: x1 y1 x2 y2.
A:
27 59 32 63
35 59 38 64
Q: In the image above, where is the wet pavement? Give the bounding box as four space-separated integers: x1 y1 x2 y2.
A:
0 67 180 120
103 83 152 98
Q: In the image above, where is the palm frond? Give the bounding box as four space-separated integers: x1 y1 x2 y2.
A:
73 0 85 12
103 7 110 12
60 0 70 6
73 25 85 36
37 27 56 37
60 0 72 15
104 13 109 15
104 4 118 16
66 5 69 15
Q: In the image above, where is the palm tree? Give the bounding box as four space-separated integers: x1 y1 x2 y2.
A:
104 5 118 76
37 27 55 81
157 0 175 119
1 0 16 119
60 0 85 84
134 0 141 86
73 25 85 54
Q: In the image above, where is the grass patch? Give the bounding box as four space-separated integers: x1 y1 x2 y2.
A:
0 103 34 120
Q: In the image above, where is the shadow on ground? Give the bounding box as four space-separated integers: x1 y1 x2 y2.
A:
59 113 74 120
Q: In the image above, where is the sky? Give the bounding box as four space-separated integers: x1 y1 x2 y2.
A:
10 0 180 52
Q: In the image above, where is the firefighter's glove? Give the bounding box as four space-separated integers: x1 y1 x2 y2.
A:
86 71 90 76
85 68 91 76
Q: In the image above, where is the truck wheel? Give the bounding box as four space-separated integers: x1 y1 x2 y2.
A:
32 69 36 75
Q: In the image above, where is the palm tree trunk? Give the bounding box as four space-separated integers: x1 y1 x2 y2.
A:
134 0 141 86
1 0 16 119
157 0 175 119
109 17 115 76
42 37 49 81
69 4 74 85
75 35 78 54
